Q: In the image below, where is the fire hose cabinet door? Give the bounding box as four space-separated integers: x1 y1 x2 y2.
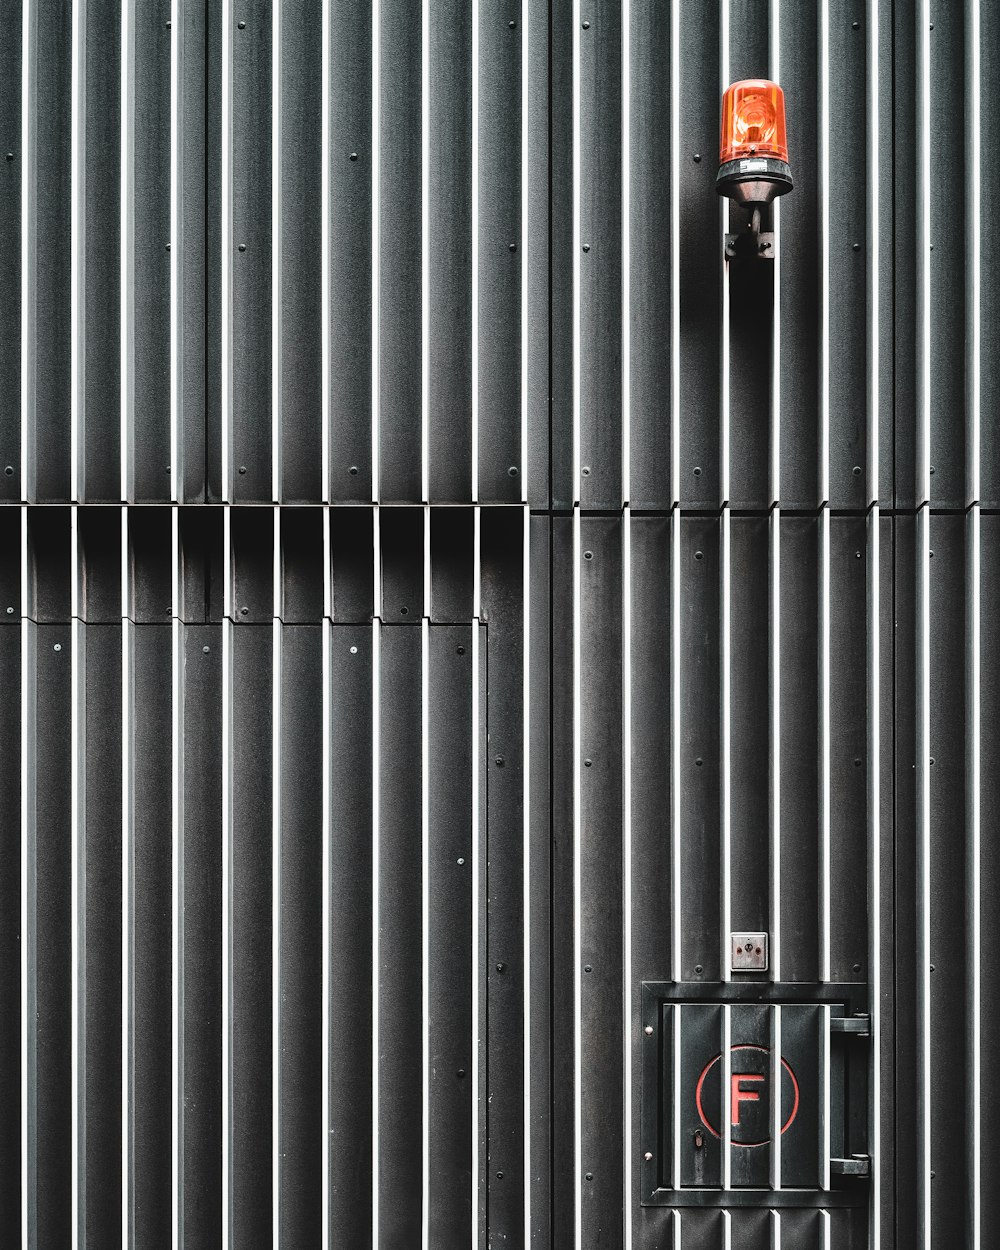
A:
639 983 870 1209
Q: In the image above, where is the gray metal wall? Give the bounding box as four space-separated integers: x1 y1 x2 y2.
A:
0 1 992 1248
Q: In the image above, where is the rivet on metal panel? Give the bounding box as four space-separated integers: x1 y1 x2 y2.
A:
930 757 935 765
238 243 246 252
852 465 861 475
4 466 12 475
693 466 701 476
583 757 592 767
240 606 249 616
853 243 860 252
495 755 504 767
644 1025 653 1036
350 646 358 654
496 963 505 973
582 243 590 252
644 1152 653 1162
582 467 590 476
457 858 465 865
509 19 516 28
496 1172 504 1180
165 20 171 27
238 465 247 474
853 963 862 973
400 606 409 615
582 20 590 28
456 646 465 655
4 153 11 161
457 1069 466 1078
693 154 701 164
584 965 592 973
930 965 935 972
509 242 517 252
855 550 862 558
238 20 246 29
585 1173 593 1182
54 644 62 652
349 152 358 161
854 757 862 767
694 964 703 974
852 20 860 29
694 551 703 561
930 465 935 474
929 550 934 558
165 244 171 251
203 646 210 654
5 608 12 615
583 551 593 561
695 757 703 766
348 465 358 475
508 466 519 476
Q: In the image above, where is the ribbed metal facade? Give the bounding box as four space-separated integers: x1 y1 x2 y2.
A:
0 1 992 1247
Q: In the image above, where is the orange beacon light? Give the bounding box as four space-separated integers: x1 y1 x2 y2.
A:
716 80 793 206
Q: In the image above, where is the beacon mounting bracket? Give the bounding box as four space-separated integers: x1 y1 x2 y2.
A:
724 207 775 262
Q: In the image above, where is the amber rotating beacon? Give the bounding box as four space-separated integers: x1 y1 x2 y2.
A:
716 79 793 206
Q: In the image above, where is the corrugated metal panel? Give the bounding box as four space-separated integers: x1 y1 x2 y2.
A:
0 1 992 1248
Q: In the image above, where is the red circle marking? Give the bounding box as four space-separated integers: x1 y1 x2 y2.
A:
694 1044 800 1147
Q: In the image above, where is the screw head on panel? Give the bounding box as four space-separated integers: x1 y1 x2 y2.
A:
348 465 359 475
585 1173 593 1182
238 465 247 474
4 466 12 475
5 607 12 614
508 465 519 476
644 1025 653 1035
457 857 465 865
644 1152 653 1162
238 20 246 29
349 152 358 161
583 551 593 561
496 962 505 973
582 466 590 476
238 243 246 252
53 644 61 652
495 756 505 767
350 645 358 654
694 964 703 974
694 550 703 561
456 646 465 655
203 646 210 653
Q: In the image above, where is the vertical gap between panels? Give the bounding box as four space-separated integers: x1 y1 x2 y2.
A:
822 1003 831 1191
70 511 82 1244
470 559 481 1250
420 0 429 505
771 510 781 983
621 0 630 504
819 0 830 504
869 502 882 1250
572 509 582 1250
170 0 180 502
70 0 82 502
719 0 730 506
721 509 731 984
371 0 381 504
20 3 30 498
917 503 931 1249
622 507 632 1244
371 597 381 1248
320 615 331 1244
470 0 479 503
120 1 131 502
671 510 681 984
221 0 232 500
421 614 430 1250
320 0 331 503
969 505 981 1248
120 507 131 1250
571 0 580 500
820 507 831 982
221 510 233 1245
670 0 680 504
771 1007 782 1191
171 507 183 1250
520 0 529 503
19 504 30 1248
722 1005 732 1190
271 510 282 1247
271 1 282 504
522 509 532 1244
